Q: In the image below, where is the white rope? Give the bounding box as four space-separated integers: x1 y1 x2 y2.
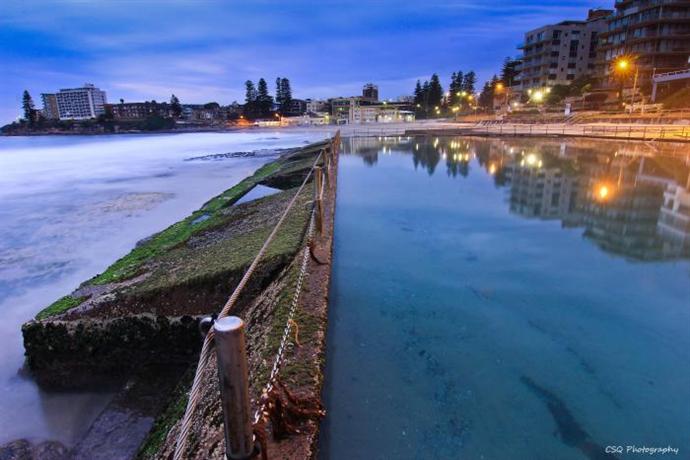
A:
173 151 323 460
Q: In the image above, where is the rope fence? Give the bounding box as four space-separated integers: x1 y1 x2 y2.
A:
173 132 339 460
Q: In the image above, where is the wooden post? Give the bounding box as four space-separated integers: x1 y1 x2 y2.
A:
213 317 256 460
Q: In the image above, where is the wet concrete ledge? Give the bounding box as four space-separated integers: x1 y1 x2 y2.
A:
149 139 339 460
17 138 333 459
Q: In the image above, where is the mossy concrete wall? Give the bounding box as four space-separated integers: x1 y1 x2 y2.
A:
22 140 328 389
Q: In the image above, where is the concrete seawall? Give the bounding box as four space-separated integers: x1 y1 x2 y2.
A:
19 138 337 459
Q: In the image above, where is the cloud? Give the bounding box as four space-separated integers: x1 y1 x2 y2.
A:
0 0 607 123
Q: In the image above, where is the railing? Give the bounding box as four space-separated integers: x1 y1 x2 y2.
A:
173 131 341 460
471 123 690 141
350 127 407 137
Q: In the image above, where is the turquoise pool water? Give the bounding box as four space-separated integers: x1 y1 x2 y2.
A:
320 136 690 460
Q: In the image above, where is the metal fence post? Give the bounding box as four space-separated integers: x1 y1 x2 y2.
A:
314 166 324 235
213 317 256 460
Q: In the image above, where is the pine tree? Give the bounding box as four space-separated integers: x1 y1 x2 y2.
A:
170 94 182 118
257 78 273 117
500 57 520 88
280 78 292 114
244 80 258 118
22 90 35 124
449 72 458 105
422 80 431 116
428 74 444 116
275 77 283 112
478 75 500 110
462 71 476 95
413 80 423 106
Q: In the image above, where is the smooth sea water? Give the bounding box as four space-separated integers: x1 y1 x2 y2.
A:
321 136 690 460
0 130 326 446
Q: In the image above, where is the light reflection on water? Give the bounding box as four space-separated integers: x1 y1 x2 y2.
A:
321 136 690 460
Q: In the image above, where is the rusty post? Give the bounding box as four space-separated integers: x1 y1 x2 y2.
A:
314 166 324 235
213 317 256 460
324 149 332 187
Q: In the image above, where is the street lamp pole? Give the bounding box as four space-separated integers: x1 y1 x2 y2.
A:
630 66 639 115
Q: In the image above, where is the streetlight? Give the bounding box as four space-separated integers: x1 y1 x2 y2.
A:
613 56 639 113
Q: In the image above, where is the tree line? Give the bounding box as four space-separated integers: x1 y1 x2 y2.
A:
243 77 293 119
413 71 476 118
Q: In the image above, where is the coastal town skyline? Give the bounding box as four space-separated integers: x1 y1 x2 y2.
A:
1 0 607 124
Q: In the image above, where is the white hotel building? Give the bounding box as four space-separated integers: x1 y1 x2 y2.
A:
42 84 108 120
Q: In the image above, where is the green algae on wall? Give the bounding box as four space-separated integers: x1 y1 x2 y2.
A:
35 295 88 320
90 160 283 286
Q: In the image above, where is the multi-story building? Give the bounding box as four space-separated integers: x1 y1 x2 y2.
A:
286 99 307 116
362 83 379 103
598 0 690 92
517 9 612 91
40 93 59 120
507 154 579 219
305 99 327 113
109 101 172 120
41 84 107 120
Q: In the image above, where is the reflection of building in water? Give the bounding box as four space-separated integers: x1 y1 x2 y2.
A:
344 135 690 260
578 157 674 260
507 154 579 221
658 174 690 256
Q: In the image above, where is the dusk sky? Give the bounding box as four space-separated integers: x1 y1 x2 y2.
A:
1 0 606 124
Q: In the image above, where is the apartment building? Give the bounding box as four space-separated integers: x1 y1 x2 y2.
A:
599 0 690 90
109 101 172 120
517 9 612 91
41 84 107 120
40 93 59 120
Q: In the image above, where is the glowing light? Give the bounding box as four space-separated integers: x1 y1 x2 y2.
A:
596 184 612 201
489 163 497 175
616 59 629 71
495 83 504 91
532 90 544 103
526 153 538 165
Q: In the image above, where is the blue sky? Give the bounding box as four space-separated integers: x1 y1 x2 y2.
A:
1 0 606 123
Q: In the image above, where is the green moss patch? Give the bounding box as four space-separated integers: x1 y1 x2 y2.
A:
35 295 87 320
91 150 307 286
